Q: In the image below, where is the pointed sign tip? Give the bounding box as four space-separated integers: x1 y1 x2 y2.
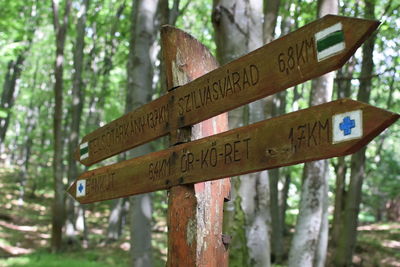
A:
66 181 77 199
342 105 400 156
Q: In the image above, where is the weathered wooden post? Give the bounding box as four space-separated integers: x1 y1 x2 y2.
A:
161 26 230 266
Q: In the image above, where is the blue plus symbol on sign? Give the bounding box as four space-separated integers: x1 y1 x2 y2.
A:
78 183 84 193
339 116 355 136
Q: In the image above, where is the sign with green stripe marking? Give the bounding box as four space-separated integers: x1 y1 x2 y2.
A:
315 23 345 61
79 142 89 161
74 16 380 167
67 99 399 204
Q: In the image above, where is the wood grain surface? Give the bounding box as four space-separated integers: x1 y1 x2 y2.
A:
68 99 399 204
75 15 380 166
161 25 230 267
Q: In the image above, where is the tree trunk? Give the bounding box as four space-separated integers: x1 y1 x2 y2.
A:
280 173 291 234
19 102 39 204
331 58 356 247
51 0 71 253
212 0 259 130
0 56 24 147
267 77 286 264
86 1 126 131
0 2 37 150
101 1 129 244
288 0 337 266
65 0 89 246
263 0 280 44
107 198 128 242
161 23 230 266
17 56 40 204
126 0 158 266
212 1 273 266
333 1 376 265
264 1 286 263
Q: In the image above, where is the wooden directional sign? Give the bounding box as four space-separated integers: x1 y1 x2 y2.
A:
68 99 399 204
75 15 379 166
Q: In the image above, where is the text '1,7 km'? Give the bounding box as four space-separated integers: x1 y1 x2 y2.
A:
68 99 399 204
75 15 380 166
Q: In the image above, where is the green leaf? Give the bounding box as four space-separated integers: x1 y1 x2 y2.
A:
0 108 8 119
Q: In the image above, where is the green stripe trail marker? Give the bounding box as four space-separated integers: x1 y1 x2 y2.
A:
74 15 381 166
316 22 345 61
67 99 399 204
79 142 89 161
66 15 400 265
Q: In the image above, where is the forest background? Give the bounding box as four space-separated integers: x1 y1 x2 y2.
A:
0 0 399 266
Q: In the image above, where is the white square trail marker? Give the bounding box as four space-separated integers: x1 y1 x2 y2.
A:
332 110 363 144
65 15 397 266
79 142 89 161
68 99 399 204
315 23 345 62
74 16 380 167
68 17 398 205
76 180 86 197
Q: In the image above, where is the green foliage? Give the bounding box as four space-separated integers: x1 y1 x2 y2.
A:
0 250 128 267
0 0 399 265
228 186 250 267
0 107 8 118
176 0 216 54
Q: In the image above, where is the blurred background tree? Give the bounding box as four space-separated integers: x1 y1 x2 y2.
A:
0 0 399 266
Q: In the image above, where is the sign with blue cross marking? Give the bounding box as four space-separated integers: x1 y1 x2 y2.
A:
76 180 86 197
332 110 363 143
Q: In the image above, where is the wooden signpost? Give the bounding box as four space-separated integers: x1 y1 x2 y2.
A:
68 98 399 204
75 15 380 166
67 14 399 266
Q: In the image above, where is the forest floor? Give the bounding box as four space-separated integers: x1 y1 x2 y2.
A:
0 169 399 267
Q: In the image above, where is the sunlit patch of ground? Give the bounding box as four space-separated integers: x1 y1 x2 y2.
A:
1 167 397 267
353 222 400 266
0 168 167 266
358 223 400 231
0 170 52 258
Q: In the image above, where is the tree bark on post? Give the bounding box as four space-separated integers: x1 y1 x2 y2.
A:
51 0 71 253
161 26 230 267
288 0 337 266
126 0 159 266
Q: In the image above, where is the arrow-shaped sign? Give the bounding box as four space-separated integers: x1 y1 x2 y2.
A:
68 99 399 204
75 15 380 166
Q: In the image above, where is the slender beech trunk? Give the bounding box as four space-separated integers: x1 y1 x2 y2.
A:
265 1 285 259
18 102 38 204
288 1 337 266
126 1 158 266
0 56 24 147
107 198 128 242
86 1 126 131
19 58 40 203
51 0 71 253
334 1 376 265
280 173 291 234
101 2 128 242
331 58 356 247
65 0 89 246
0 2 37 149
213 1 273 266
